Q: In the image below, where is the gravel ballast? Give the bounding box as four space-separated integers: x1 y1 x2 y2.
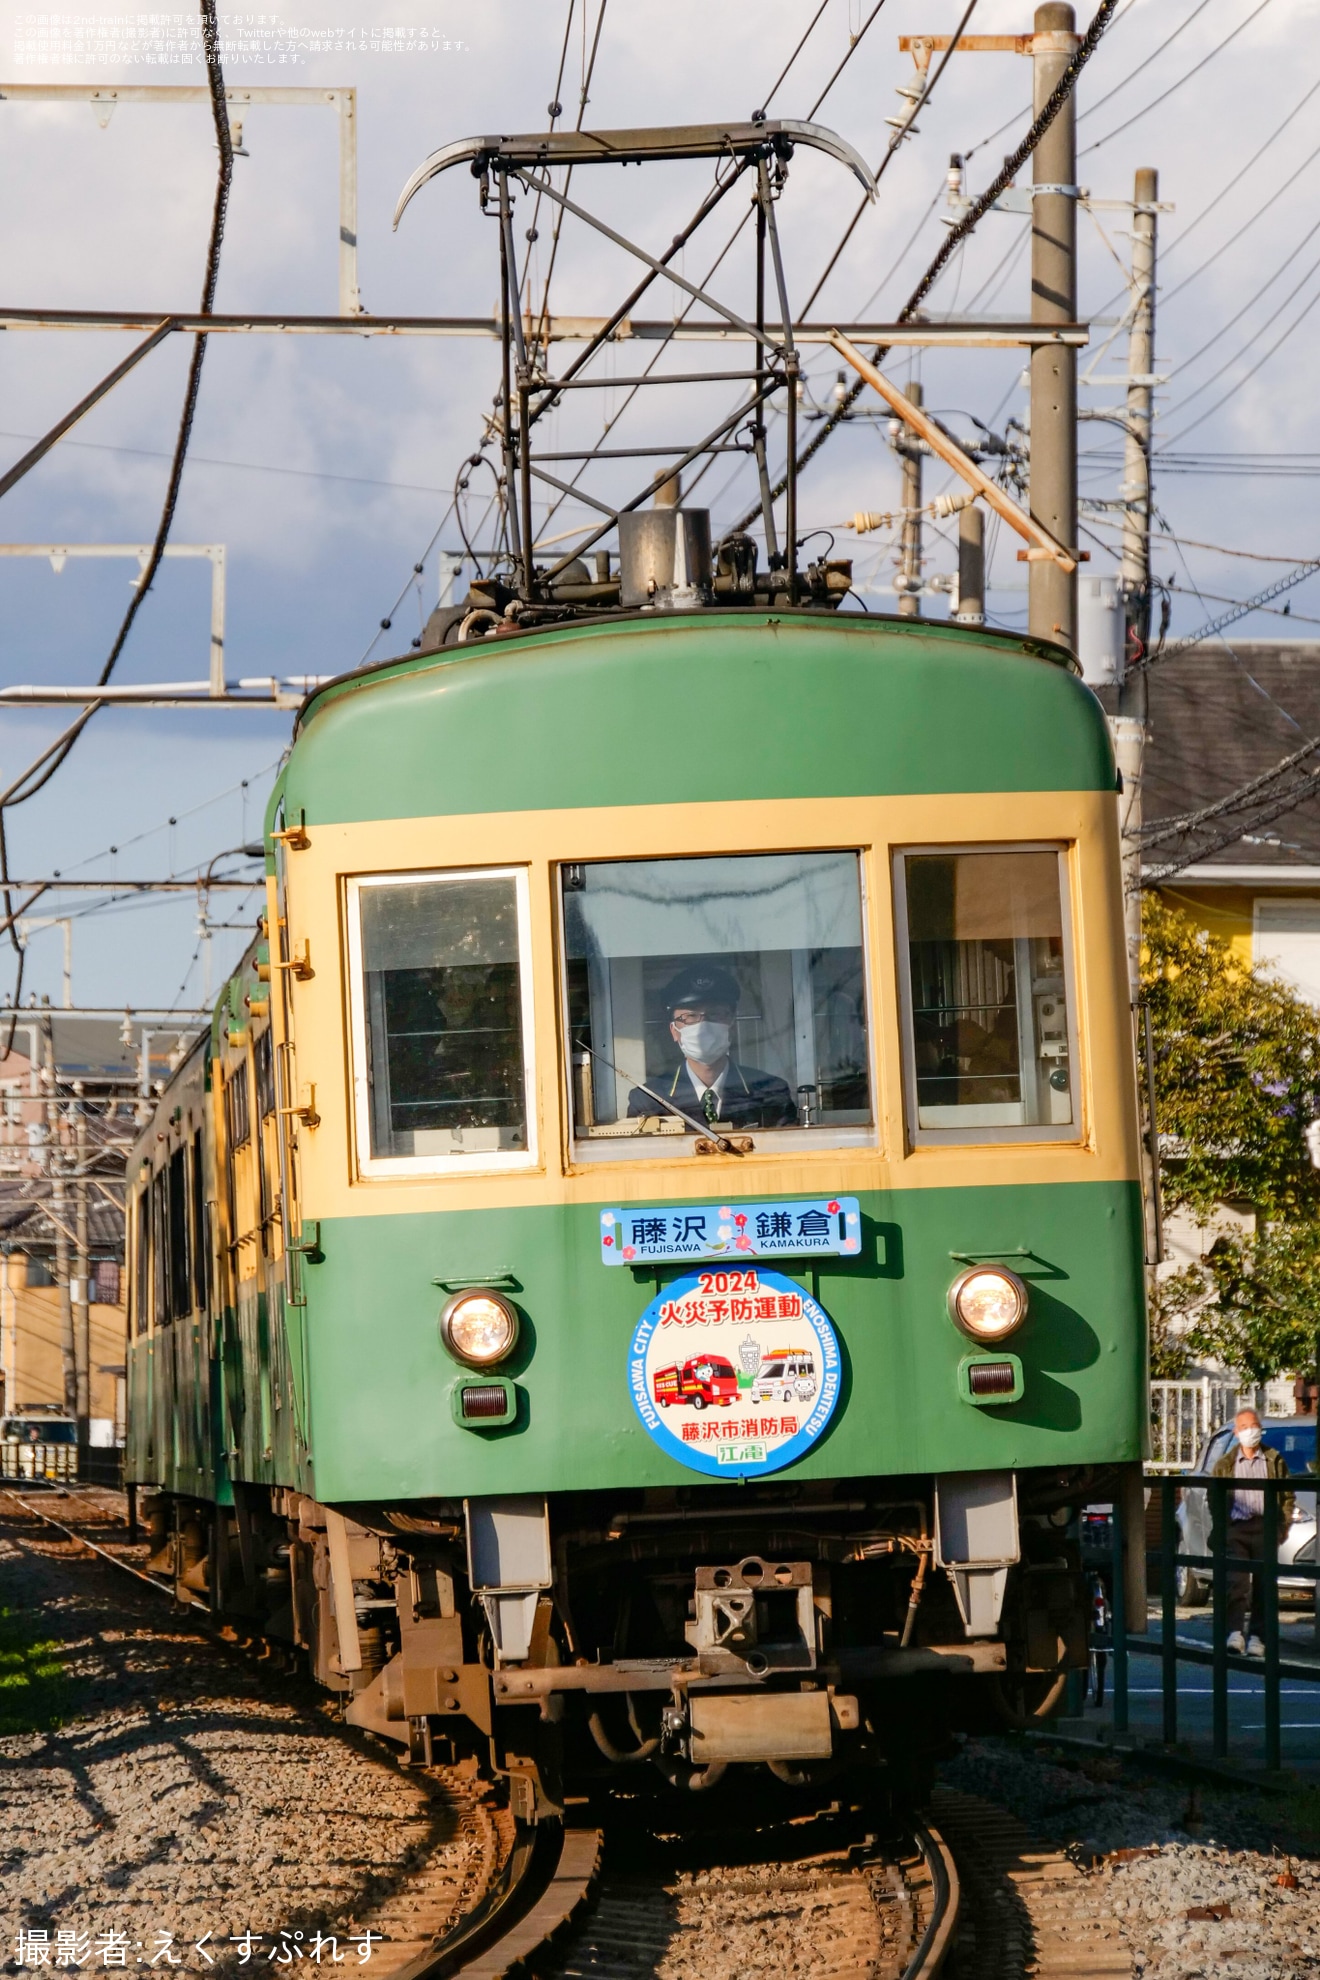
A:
0 1494 495 1975
941 1734 1320 1978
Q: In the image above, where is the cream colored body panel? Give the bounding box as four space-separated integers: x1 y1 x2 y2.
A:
272 791 1140 1223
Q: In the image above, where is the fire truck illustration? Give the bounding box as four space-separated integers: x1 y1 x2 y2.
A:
749 1348 818 1406
653 1355 739 1410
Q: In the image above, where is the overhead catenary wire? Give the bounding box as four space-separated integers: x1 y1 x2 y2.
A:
798 0 981 321
1087 65 1320 323
0 0 232 1054
1075 0 1216 126
735 0 1119 533
1079 0 1274 155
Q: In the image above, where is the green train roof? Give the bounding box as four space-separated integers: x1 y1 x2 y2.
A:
285 609 1114 824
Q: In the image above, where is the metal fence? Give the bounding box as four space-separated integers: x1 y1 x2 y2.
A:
0 1440 78 1483
0 1442 122 1486
1106 1474 1319 1773
1147 1379 1247 1472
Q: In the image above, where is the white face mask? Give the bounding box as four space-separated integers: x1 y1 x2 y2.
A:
677 1020 731 1065
1238 1424 1262 1450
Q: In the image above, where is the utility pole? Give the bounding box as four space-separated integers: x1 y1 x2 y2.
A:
1028 2 1079 654
1112 165 1159 1005
45 1015 75 1415
894 381 924 616
956 505 985 624
73 1080 90 1442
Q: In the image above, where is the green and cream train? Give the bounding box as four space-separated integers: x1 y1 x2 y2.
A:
127 595 1148 1809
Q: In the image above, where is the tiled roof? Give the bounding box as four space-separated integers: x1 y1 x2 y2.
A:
1096 640 1320 871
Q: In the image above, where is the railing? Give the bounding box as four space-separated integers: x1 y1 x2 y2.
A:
0 1440 78 1482
1105 1474 1320 1773
0 1442 123 1486
1147 1379 1247 1472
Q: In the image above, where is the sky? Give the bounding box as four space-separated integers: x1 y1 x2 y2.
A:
0 0 1314 1012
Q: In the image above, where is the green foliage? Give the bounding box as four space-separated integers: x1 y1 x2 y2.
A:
1147 1265 1204 1379
1142 896 1320 1221
1184 1223 1320 1388
0 1604 66 1735
1143 897 1320 1383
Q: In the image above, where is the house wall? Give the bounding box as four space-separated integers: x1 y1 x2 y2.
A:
0 1280 127 1436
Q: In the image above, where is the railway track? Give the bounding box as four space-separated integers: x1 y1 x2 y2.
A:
9 1489 1131 1980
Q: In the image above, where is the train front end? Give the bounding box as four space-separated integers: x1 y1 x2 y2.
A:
224 606 1144 1805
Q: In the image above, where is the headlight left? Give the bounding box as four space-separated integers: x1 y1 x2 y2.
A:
440 1289 520 1367
948 1265 1028 1342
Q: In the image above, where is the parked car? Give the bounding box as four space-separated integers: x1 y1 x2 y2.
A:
1175 1415 1317 1603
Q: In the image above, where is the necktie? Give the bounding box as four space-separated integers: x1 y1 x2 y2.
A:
703 1088 719 1124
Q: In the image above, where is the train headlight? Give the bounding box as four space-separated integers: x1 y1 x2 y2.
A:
948 1266 1028 1341
440 1290 520 1367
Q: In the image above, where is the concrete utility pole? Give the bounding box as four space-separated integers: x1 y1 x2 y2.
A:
44 1018 75 1415
956 505 986 624
1028 2 1079 653
74 1081 90 1438
1112 166 1159 1004
895 381 924 616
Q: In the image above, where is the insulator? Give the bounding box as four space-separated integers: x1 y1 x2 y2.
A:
852 512 893 535
930 491 976 520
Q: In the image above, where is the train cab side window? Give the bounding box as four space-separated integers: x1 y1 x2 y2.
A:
896 847 1077 1144
560 851 873 1152
349 868 535 1173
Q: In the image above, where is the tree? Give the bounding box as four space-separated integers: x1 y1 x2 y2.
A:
1142 896 1320 1384
1142 896 1320 1221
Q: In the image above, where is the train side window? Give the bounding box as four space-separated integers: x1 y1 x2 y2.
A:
167 1144 191 1319
133 1188 151 1336
227 1064 251 1149
254 1029 276 1119
191 1130 208 1313
895 846 1078 1145
150 1168 169 1328
347 867 536 1176
560 851 873 1156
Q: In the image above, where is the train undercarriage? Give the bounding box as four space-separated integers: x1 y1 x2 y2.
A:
138 1466 1135 1817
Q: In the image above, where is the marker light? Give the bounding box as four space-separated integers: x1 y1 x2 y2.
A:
948 1266 1028 1342
440 1289 520 1367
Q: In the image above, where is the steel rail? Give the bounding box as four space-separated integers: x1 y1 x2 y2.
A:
9 1487 602 1980
905 1820 961 1977
9 1489 185 1595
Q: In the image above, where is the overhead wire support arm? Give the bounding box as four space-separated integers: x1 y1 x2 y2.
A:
0 320 174 503
830 333 1077 573
0 306 1087 346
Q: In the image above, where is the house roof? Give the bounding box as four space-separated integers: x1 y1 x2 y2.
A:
1096 640 1320 875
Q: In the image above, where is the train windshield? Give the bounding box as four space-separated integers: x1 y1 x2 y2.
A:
897 847 1076 1142
349 867 535 1172
561 851 872 1150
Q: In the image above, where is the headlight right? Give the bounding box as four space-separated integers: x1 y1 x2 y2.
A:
948 1265 1028 1342
440 1289 520 1367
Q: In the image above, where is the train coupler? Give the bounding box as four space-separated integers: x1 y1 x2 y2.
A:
685 1556 824 1675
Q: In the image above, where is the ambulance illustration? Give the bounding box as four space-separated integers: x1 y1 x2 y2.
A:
749 1349 817 1406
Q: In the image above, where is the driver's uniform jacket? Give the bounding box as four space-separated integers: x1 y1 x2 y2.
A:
1210 1442 1295 1528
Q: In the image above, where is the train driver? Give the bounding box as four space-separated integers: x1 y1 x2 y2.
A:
627 963 797 1130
